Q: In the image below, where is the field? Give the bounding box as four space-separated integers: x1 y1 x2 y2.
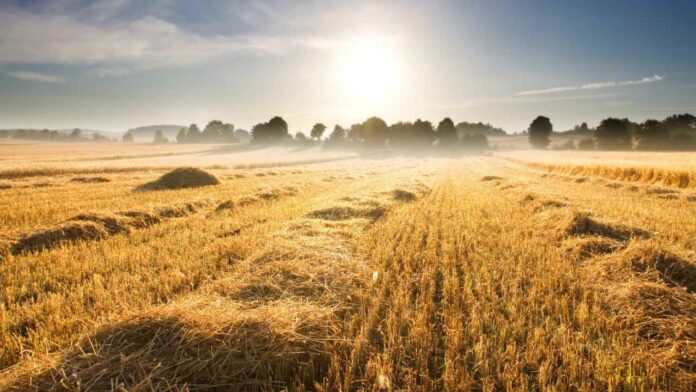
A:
0 141 694 391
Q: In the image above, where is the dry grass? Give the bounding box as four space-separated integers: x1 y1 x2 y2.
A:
500 151 696 189
0 142 694 391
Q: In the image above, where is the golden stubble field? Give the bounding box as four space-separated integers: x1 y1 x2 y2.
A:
0 141 694 391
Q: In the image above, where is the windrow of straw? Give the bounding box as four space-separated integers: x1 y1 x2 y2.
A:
508 158 696 189
9 199 211 256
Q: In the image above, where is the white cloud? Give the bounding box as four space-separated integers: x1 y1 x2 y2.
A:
0 9 329 71
7 71 65 83
90 66 132 77
517 74 664 96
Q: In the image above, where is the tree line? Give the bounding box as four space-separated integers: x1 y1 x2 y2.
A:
162 115 491 151
527 113 696 151
0 128 113 142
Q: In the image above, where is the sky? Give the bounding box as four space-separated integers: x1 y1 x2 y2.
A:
0 0 695 134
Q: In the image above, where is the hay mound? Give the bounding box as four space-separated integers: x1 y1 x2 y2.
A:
605 182 623 189
71 176 110 183
392 189 417 202
136 167 220 191
480 175 503 181
12 222 108 255
563 236 622 261
0 183 12 190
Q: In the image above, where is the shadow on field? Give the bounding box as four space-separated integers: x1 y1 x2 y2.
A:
3 302 334 391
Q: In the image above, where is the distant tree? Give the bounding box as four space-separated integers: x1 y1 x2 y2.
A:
252 116 290 144
220 122 236 142
122 132 134 143
176 127 187 143
663 113 696 134
662 113 696 150
362 117 389 147
635 119 669 150
202 120 224 142
436 117 457 146
310 123 327 140
456 121 506 136
153 130 168 144
234 129 250 143
330 124 346 140
571 122 591 134
187 124 201 142
577 138 595 150
347 123 364 143
528 116 553 149
326 125 347 147
389 121 415 148
69 128 82 141
461 134 489 150
413 119 435 146
594 118 635 150
92 133 109 142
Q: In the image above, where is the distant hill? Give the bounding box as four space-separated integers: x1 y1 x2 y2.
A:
126 125 185 141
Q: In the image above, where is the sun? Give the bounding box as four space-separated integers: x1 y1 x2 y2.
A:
337 36 402 103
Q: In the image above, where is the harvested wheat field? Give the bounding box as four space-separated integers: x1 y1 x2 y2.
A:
0 142 694 391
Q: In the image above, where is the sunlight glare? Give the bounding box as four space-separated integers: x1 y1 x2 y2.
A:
337 36 402 103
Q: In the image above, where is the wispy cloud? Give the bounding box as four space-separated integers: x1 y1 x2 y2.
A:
0 8 331 72
517 75 664 96
90 66 132 77
7 71 64 83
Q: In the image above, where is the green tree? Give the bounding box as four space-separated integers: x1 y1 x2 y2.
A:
153 130 168 144
252 116 290 144
414 119 435 146
528 116 553 149
362 117 389 147
176 128 187 143
187 124 201 142
436 117 457 146
310 123 327 140
594 118 634 150
122 132 134 143
635 119 669 150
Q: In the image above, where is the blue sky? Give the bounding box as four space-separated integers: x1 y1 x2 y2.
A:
0 0 694 133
